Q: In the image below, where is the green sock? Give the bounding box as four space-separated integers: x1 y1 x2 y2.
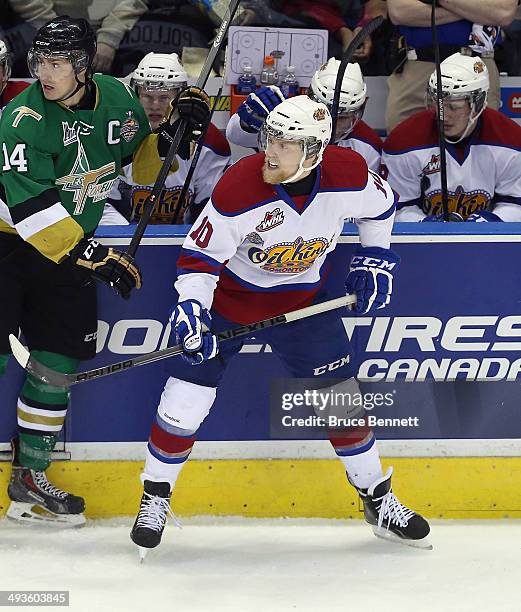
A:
18 433 57 471
0 353 9 376
17 351 79 470
22 351 79 405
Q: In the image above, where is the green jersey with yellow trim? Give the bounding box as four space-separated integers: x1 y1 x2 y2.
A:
0 74 150 262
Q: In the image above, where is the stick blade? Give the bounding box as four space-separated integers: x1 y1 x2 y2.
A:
9 334 70 387
9 334 30 368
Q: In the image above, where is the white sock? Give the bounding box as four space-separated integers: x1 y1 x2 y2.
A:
339 442 383 489
143 449 187 489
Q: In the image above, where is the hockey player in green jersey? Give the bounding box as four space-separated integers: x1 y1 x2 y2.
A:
0 16 211 526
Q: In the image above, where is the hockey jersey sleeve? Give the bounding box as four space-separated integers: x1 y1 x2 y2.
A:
364 146 382 175
174 200 243 309
345 122 383 174
225 112 258 149
381 149 426 222
120 85 152 167
0 109 83 262
491 149 521 221
192 123 231 205
355 169 397 249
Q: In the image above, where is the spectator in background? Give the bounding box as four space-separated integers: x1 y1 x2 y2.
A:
497 4 521 76
0 39 31 109
111 1 217 77
6 0 149 74
105 52 230 226
385 0 517 132
236 1 373 62
382 53 521 222
350 0 390 75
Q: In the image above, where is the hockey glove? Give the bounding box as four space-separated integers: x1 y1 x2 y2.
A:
345 246 401 314
466 210 502 222
237 86 285 133
158 86 211 160
170 299 219 365
70 238 142 300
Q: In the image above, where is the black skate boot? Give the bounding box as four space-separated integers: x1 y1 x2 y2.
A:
353 468 431 549
7 465 86 527
130 480 174 561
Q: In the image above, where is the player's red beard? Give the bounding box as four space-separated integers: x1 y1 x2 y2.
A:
262 159 289 185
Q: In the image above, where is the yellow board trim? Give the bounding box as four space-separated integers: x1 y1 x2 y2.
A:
1 458 520 519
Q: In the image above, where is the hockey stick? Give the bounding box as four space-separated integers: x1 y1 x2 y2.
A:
331 16 385 138
124 0 241 260
171 78 225 224
9 294 357 388
430 1 450 221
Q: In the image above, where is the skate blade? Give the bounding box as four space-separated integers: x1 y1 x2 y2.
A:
6 502 86 528
137 546 149 563
372 525 433 550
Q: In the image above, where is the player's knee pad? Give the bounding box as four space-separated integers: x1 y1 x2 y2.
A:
157 377 216 434
311 377 365 422
0 353 9 377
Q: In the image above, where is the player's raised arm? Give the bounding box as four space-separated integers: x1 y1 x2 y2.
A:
226 85 285 149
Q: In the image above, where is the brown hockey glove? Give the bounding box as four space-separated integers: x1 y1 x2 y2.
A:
70 238 142 300
157 86 211 160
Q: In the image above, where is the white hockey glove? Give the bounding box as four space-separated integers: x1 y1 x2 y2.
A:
170 300 219 365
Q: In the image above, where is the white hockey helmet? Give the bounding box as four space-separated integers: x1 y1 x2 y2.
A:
130 52 188 92
309 58 367 140
0 39 12 86
259 95 332 182
427 52 489 142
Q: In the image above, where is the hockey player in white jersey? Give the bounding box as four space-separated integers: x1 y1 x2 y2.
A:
0 40 31 111
382 52 521 222
130 95 430 558
105 52 230 225
226 58 382 173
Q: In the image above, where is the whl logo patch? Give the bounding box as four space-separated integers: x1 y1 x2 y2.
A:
256 208 284 232
422 154 440 176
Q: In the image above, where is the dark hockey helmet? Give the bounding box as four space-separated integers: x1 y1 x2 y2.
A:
27 16 97 77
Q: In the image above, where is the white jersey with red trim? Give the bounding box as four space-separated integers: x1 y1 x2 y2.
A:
175 146 396 324
382 108 521 221
108 123 230 224
226 113 382 173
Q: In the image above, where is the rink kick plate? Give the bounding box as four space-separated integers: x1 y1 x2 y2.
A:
1 457 520 519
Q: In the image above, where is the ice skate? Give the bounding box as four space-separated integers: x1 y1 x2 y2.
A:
353 467 432 550
7 465 86 527
130 480 175 561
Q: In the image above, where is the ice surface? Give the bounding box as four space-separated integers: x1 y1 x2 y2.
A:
0 518 520 612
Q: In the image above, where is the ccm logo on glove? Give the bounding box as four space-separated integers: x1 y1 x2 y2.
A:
345 246 401 314
70 238 142 300
350 255 398 270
